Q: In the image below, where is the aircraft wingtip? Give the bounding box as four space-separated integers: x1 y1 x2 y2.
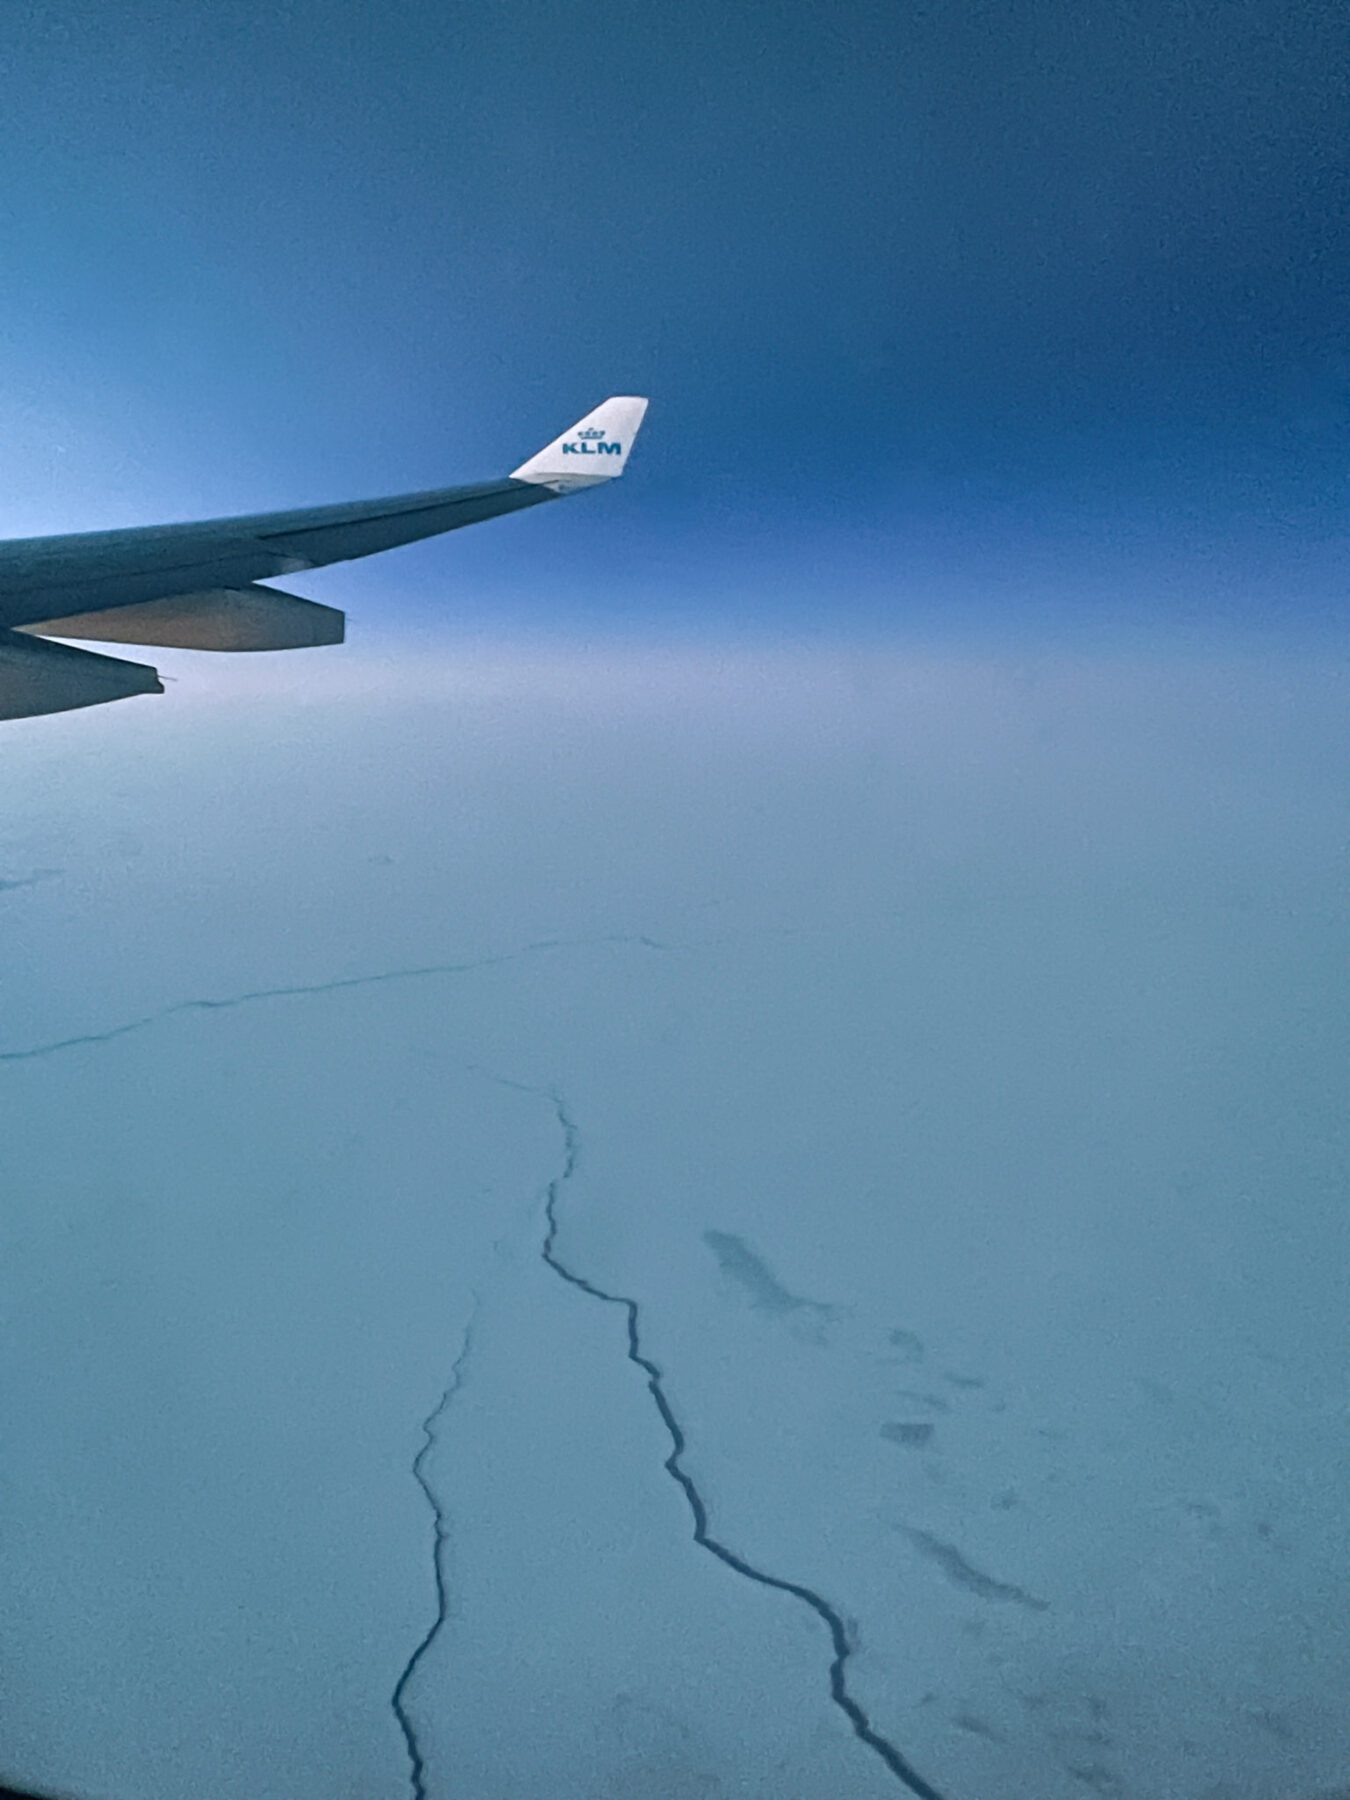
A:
511 396 650 491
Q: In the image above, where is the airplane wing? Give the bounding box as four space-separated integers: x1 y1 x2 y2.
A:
0 395 648 721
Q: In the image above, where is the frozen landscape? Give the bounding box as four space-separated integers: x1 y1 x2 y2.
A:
1 637 1346 1800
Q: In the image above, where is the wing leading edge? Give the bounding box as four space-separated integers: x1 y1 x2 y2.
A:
0 395 648 721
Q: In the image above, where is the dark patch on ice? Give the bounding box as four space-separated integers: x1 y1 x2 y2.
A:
0 869 59 895
1026 1687 1109 1725
1181 1499 1220 1521
1063 1762 1124 1795
1017 1690 1052 1713
608 1694 725 1797
881 1421 935 1449
888 1328 925 1363
703 1231 838 1323
952 1712 1004 1742
1051 1726 1113 1752
941 1371 985 1390
1250 1709 1296 1743
611 1692 696 1745
894 1388 949 1413
1044 1693 1115 1759
901 1529 1050 1610
992 1488 1019 1510
1178 1498 1224 1542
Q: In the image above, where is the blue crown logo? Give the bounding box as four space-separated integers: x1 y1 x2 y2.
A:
578 427 607 440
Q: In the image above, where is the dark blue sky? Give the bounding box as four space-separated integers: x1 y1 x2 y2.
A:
2 0 1347 637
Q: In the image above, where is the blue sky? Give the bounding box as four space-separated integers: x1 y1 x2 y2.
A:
1 0 1347 638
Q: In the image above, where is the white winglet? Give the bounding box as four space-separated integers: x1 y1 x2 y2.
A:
511 395 649 493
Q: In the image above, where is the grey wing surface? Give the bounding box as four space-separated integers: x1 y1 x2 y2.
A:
0 395 648 721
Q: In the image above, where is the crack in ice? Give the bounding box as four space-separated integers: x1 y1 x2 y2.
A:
536 1090 949 1800
391 1304 479 1800
0 933 669 1067
5 937 953 1797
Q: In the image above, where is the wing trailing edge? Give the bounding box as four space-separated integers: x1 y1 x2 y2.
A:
0 630 162 721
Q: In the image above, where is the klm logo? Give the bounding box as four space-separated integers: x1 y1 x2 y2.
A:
562 427 622 457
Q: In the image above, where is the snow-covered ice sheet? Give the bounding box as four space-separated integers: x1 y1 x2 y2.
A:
1 643 1346 1799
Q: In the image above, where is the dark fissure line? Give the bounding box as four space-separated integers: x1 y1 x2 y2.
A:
538 1093 948 1800
0 932 669 1068
391 1310 478 1800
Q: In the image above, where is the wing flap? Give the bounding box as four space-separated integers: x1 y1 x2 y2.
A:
20 586 345 652
0 630 162 722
